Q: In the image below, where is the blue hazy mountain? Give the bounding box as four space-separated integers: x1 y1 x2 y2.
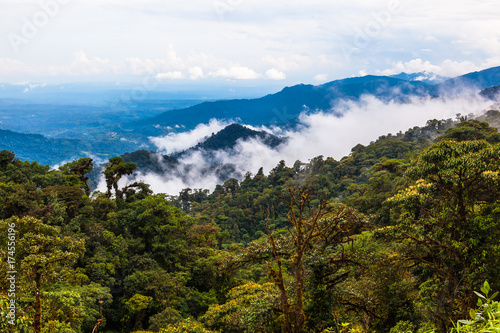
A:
129 66 500 136
0 98 206 138
0 82 276 105
479 85 500 101
389 72 449 84
131 76 436 135
320 75 434 99
0 128 151 166
437 66 500 94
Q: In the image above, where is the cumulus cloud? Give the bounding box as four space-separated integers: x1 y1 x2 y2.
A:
0 51 114 77
266 68 286 80
313 74 328 82
166 43 185 70
262 55 312 72
156 71 185 80
70 50 112 75
208 66 261 80
122 93 495 195
189 66 204 80
0 46 262 82
377 58 482 77
0 58 36 74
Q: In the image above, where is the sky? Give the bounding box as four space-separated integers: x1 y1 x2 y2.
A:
1 0 500 89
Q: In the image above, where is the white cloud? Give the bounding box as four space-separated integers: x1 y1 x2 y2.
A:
378 58 482 77
313 74 328 82
262 55 312 72
266 68 286 80
189 66 204 80
156 71 185 80
149 119 231 154
277 95 490 162
209 66 261 80
69 50 112 75
131 93 495 195
166 43 185 70
2 1 500 84
123 57 156 75
128 169 220 196
0 57 35 73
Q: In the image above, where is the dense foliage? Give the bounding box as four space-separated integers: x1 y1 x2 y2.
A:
1 113 500 333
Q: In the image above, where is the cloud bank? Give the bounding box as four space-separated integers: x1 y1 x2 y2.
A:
2 1 500 84
119 94 495 195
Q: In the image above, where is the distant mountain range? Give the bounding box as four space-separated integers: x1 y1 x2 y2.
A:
129 76 432 135
0 128 147 166
437 67 500 95
127 66 500 136
0 129 81 165
389 71 449 84
0 82 275 104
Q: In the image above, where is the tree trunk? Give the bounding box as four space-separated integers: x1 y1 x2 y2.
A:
293 256 306 333
34 270 42 333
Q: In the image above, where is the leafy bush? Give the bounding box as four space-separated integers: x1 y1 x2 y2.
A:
452 281 500 332
424 282 500 333
390 320 416 333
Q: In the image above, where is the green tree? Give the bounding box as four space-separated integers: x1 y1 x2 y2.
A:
103 157 137 199
0 150 15 171
60 158 93 195
201 282 280 332
386 140 500 332
267 188 368 333
124 294 153 331
7 216 85 333
437 120 500 144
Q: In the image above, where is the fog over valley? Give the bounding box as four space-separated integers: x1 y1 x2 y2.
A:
107 93 497 195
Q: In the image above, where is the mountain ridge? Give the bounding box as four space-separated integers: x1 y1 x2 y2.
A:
129 66 500 136
119 123 286 187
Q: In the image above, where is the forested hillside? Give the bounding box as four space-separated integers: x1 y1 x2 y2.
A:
1 111 500 333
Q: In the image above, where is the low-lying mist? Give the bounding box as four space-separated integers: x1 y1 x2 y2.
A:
99 94 496 196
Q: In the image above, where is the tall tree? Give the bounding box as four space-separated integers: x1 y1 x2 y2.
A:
387 140 500 332
103 157 136 199
267 187 368 333
60 158 94 195
6 216 85 333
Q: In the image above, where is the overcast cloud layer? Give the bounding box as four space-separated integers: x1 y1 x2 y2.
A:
1 0 500 86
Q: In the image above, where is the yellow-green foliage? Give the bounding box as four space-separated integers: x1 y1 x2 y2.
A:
41 320 76 333
201 282 279 332
160 318 217 333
